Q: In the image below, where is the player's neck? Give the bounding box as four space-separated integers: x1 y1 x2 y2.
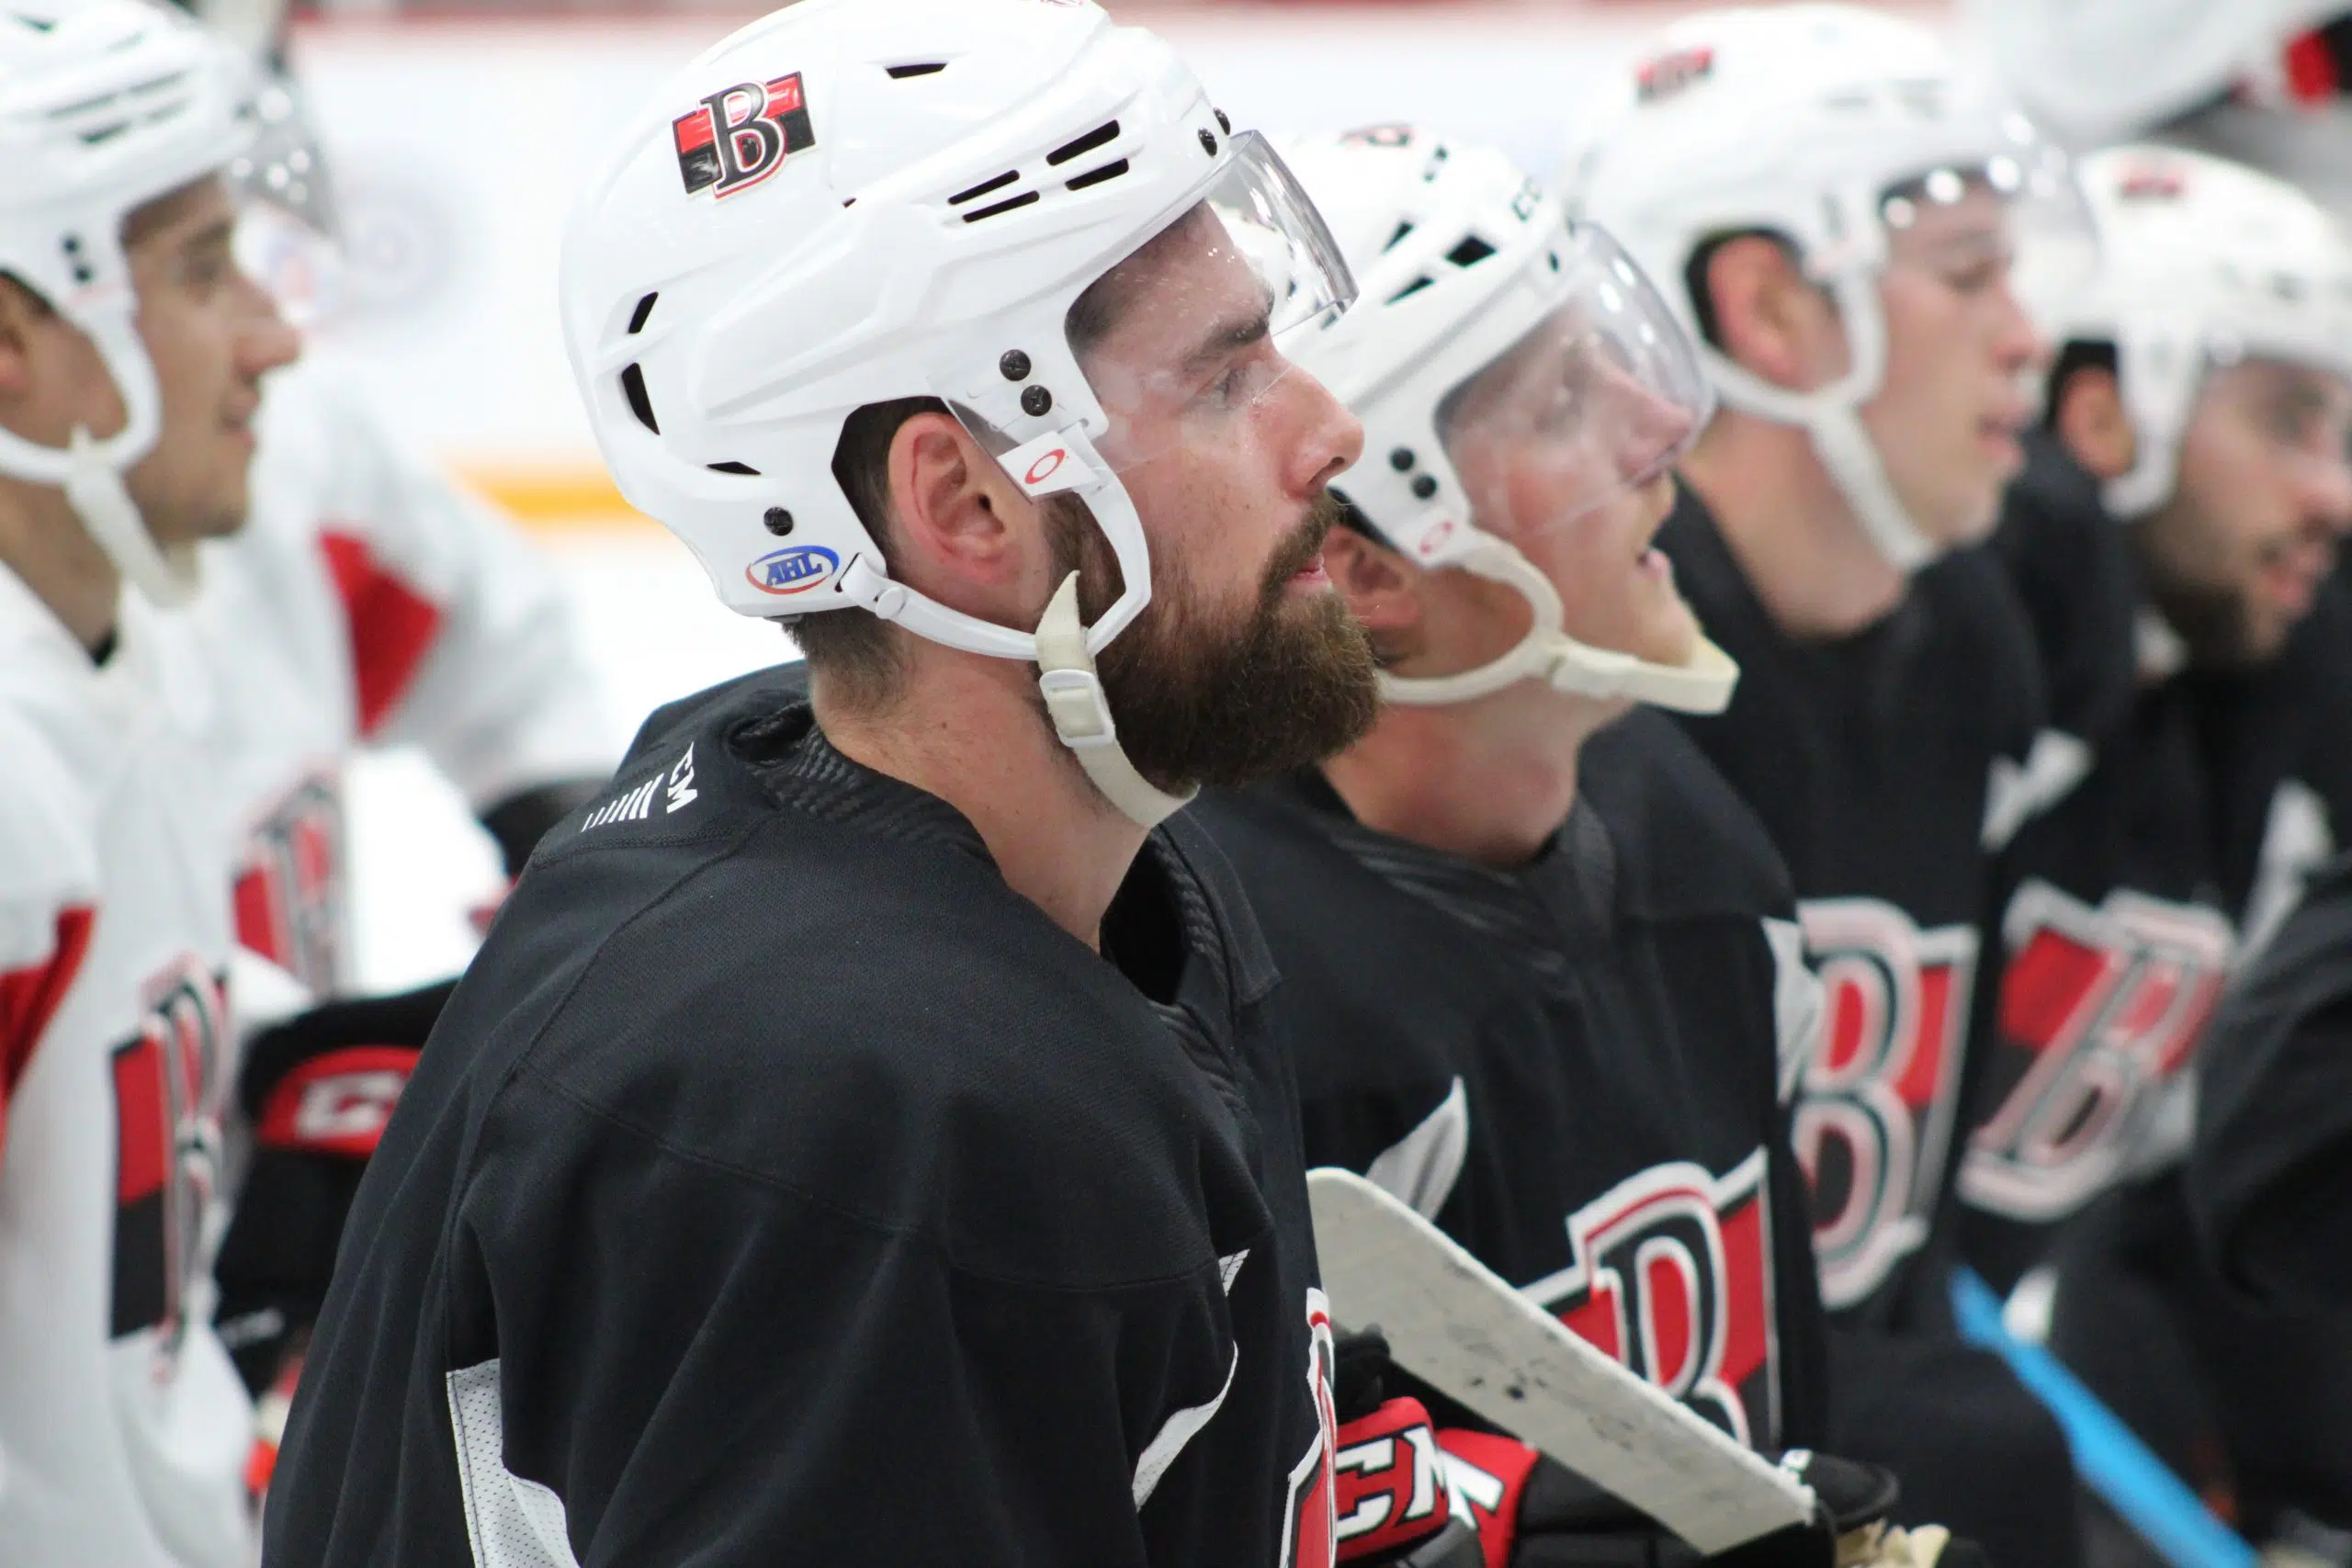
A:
1679 417 1907 642
0 482 119 654
812 649 1148 953
1322 685 1622 871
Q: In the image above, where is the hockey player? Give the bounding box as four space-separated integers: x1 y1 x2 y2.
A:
1978 144 2352 1553
0 3 301 1562
261 2 1432 1562
1191 127 2006 1567
1564 9 2088 1564
129 0 629 1415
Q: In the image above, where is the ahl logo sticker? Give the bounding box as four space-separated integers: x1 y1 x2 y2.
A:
673 73 815 199
747 544 838 595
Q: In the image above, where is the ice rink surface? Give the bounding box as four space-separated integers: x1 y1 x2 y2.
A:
345 520 796 993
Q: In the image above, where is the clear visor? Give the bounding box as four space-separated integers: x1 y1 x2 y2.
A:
1880 124 2097 307
1050 130 1357 478
226 73 343 328
1433 222 1713 540
2196 352 2352 482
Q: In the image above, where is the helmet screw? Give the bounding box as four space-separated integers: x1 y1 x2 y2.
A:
1021 385 1053 417
1198 128 1218 155
1215 108 1231 133
1389 448 1416 471
999 349 1031 381
1410 475 1439 500
763 508 795 536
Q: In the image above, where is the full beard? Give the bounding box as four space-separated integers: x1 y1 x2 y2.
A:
1051 491 1379 795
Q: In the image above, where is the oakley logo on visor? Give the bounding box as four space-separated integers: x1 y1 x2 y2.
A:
674 73 815 199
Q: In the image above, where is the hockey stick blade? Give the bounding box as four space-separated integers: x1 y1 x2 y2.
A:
1309 1168 1817 1553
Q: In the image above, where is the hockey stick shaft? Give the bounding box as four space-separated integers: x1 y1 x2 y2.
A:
1950 1268 2256 1568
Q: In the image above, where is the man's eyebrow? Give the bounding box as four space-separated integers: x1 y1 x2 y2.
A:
177 216 237 258
1181 302 1272 375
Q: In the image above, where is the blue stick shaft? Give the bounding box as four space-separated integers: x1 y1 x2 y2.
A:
1949 1268 2256 1568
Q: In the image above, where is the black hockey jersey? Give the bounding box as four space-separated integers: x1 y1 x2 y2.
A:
1657 484 2049 1325
263 670 1343 1568
1194 709 1830 1453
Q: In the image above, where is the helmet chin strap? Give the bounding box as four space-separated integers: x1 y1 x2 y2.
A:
1804 404 1938 575
1379 537 1739 715
64 426 199 609
1034 572 1195 829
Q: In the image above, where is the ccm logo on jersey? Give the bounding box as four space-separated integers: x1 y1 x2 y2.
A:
581 746 702 833
1522 1151 1779 1447
1794 898 1974 1309
746 544 838 596
1962 882 2232 1221
673 73 814 199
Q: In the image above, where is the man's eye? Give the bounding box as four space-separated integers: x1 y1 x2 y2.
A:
1943 260 2002 294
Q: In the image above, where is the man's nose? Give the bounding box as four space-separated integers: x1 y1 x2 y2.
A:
1285 365 1365 496
234 274 304 379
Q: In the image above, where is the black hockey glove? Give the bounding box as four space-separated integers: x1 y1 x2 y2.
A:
213 979 451 1395
1333 1328 1483 1566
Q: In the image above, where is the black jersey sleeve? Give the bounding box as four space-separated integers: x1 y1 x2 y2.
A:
2191 852 2352 1311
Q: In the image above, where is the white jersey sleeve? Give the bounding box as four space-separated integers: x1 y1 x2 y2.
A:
246 361 624 809
0 570 253 1568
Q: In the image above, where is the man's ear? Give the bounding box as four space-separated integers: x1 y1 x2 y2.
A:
2052 365 2137 482
883 411 1038 593
0 277 49 401
1325 525 1423 654
1703 236 1843 393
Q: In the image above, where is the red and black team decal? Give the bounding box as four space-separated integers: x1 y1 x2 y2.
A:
1792 899 1974 1309
1283 1289 1340 1568
234 771 345 995
1962 882 2232 1222
1523 1152 1779 1448
1636 45 1715 102
110 959 228 1354
673 73 815 200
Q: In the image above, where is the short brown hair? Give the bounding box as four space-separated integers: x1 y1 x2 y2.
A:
797 395 946 711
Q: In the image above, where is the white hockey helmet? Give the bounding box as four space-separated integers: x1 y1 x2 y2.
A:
2022 142 2352 518
560 0 1354 827
1277 127 1735 714
0 0 252 605
1560 4 2089 573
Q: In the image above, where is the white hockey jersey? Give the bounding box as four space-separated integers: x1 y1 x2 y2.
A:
193 362 620 995
0 566 253 1568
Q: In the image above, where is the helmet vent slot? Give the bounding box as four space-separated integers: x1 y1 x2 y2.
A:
961 190 1041 224
627 292 658 334
1446 236 1496 267
707 460 762 475
13 13 54 29
950 170 1018 206
1065 159 1129 193
1047 120 1121 167
1386 276 1435 304
619 363 660 435
1385 221 1416 253
885 62 948 79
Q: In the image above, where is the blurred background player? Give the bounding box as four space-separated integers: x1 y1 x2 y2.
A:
262 2 1440 1562
0 2 300 1562
1563 7 2091 1564
1194 127 1858 1562
143 0 626 1420
1977 141 2352 1562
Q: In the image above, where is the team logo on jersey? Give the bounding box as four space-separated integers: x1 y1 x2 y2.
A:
1521 1151 1778 1446
2115 162 2188 202
673 73 815 199
1962 882 2232 1221
745 544 838 596
1635 45 1714 102
1792 899 1975 1309
233 771 345 994
109 959 228 1360
1281 1289 1340 1568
